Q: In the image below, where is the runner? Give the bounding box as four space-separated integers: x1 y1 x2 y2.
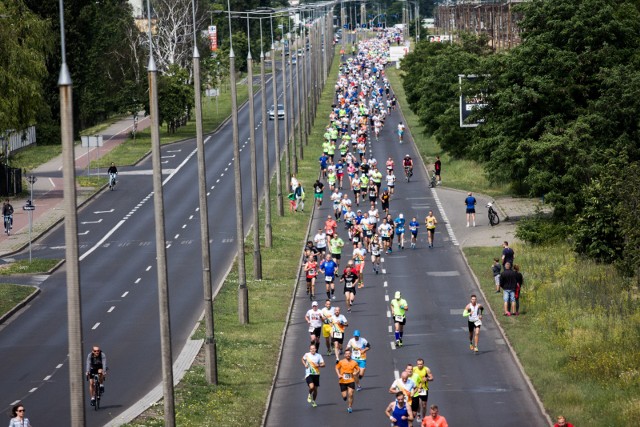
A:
341 260 359 313
330 306 349 362
346 330 371 391
304 255 318 299
369 234 382 274
379 217 393 254
422 405 448 427
389 370 416 408
380 187 391 215
313 179 324 207
390 291 408 347
386 169 396 194
313 228 327 257
352 242 366 288
320 299 336 355
424 211 438 248
329 233 345 268
302 344 325 408
331 190 342 219
335 349 359 413
305 301 323 348
319 254 338 300
463 294 484 353
385 391 414 427
411 358 434 421
409 216 420 249
394 213 406 250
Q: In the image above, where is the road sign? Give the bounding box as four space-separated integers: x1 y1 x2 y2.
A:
23 205 35 211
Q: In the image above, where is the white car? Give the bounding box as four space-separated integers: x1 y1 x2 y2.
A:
269 104 285 120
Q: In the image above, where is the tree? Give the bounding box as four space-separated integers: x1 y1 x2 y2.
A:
0 0 51 132
157 65 194 133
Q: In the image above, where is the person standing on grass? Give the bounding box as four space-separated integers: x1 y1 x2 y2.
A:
464 192 477 227
554 415 574 427
501 241 515 267
499 262 518 316
434 156 441 185
513 264 524 315
302 344 325 408
492 258 502 293
463 294 484 353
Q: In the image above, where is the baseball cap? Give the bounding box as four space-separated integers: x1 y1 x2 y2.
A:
312 301 318 306
399 213 404 219
353 330 360 337
394 291 401 299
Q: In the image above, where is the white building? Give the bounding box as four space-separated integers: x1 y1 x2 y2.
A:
128 0 144 18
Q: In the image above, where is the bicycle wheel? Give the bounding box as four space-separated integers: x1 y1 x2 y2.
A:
489 210 500 226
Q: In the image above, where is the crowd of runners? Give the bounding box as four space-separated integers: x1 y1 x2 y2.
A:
299 29 450 427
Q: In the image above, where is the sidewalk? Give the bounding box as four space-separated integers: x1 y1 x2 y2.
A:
0 113 149 257
433 185 552 248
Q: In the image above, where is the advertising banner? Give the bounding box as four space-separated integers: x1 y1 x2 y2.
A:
208 25 218 52
459 74 488 128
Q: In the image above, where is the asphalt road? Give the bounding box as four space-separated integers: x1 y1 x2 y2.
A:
0 52 315 426
264 69 549 426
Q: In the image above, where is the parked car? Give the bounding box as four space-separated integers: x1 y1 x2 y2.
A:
269 104 285 120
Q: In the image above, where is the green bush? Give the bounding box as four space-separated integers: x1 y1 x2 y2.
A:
515 215 569 245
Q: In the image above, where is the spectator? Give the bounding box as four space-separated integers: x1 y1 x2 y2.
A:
499 262 518 316
501 241 515 267
554 415 574 427
492 258 501 293
513 264 524 315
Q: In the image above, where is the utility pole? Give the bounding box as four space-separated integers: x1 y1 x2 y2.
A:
271 40 284 217
260 19 273 247
281 31 291 187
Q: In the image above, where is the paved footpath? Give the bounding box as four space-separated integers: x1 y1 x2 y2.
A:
0 113 149 257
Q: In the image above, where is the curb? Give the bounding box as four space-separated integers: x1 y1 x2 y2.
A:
0 286 41 325
459 249 553 426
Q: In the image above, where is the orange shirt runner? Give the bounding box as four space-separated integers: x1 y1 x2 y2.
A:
336 359 358 384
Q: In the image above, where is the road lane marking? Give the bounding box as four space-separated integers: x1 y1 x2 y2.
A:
387 310 391 317
383 281 388 287
174 234 180 239
56 364 63 369
29 388 37 393
382 269 386 274
390 341 396 350
44 375 51 381
94 209 114 214
394 370 400 379
135 278 141 284
81 219 103 224
207 192 210 196
388 325 392 333
121 292 129 298
10 400 20 406
189 215 193 220
427 271 460 277
431 188 459 246
384 294 389 301
108 306 115 313
146 266 152 271
182 224 187 229
78 231 89 236
92 322 100 330
79 220 125 261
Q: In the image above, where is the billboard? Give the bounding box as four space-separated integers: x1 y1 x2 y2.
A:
208 25 218 52
459 75 488 128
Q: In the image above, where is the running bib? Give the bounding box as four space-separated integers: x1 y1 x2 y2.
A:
352 349 361 358
394 315 405 323
342 373 352 380
346 282 355 288
325 276 334 283
474 320 482 327
308 326 315 333
333 331 343 339
418 388 427 396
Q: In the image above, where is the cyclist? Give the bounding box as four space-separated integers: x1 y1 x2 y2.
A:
85 346 108 406
107 162 118 190
397 122 405 143
402 155 413 180
3 199 14 235
390 291 408 347
346 330 370 391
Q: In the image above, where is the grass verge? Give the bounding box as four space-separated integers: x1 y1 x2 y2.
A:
0 284 37 315
124 52 341 426
463 244 640 426
385 66 510 197
0 259 61 276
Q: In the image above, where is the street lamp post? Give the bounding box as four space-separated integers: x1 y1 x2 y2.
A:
271 35 284 216
245 15 263 280
259 18 273 246
191 0 218 385
281 29 291 187
288 17 298 175
57 1 85 424
25 176 37 262
145 0 176 423
228 1 249 324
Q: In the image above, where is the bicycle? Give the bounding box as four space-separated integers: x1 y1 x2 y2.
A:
108 173 117 191
487 202 500 226
429 172 437 188
88 372 102 410
4 214 12 235
404 166 412 182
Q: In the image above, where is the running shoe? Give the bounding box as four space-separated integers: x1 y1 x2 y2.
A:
311 400 317 408
398 339 403 347
474 346 479 353
347 407 353 413
90 398 95 406
356 385 362 392
470 343 474 351
332 295 336 300
307 394 312 403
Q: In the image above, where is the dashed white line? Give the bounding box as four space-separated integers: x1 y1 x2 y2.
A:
107 306 115 313
388 325 393 333
43 375 51 381
182 224 187 229
146 266 152 271
189 215 194 220
216 179 220 183
174 234 180 239
56 364 63 369
121 292 129 298
394 369 400 379
135 278 141 284
207 192 210 196
386 310 391 318
382 269 387 274
29 388 38 393
390 341 397 350
384 294 389 301
383 281 388 288
10 400 20 406
92 322 100 330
